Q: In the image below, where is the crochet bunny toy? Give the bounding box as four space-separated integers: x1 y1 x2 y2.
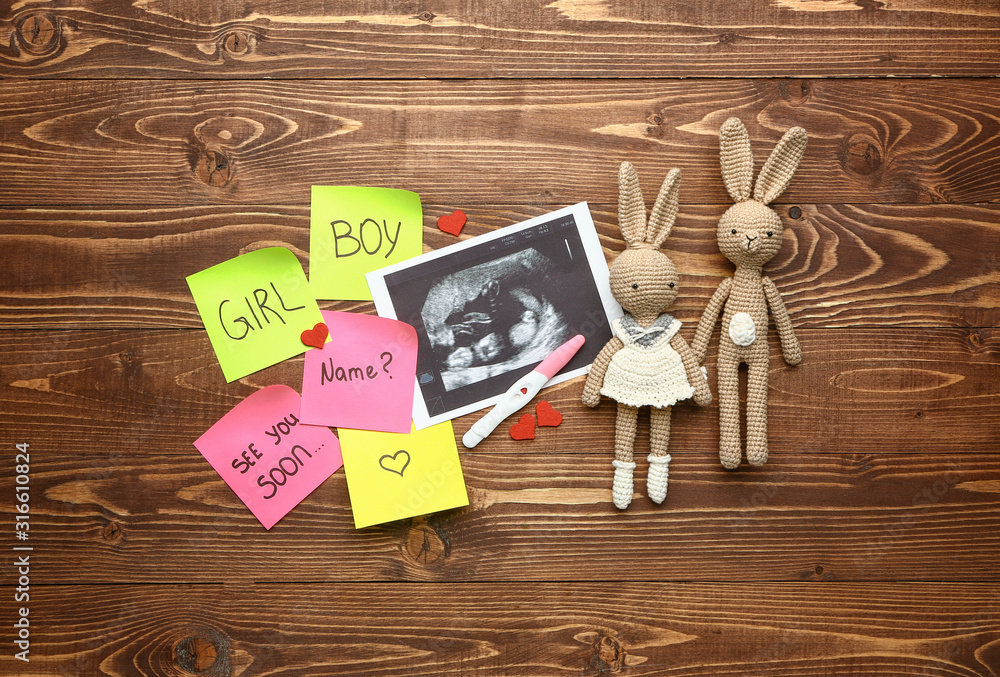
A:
692 118 807 469
583 163 711 509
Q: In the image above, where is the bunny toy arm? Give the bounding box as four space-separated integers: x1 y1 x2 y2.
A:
581 336 624 407
692 277 732 364
763 276 801 365
670 334 712 406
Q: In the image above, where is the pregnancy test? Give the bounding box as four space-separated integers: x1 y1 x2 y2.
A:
462 334 585 449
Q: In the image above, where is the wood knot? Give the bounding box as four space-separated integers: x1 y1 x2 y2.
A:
16 13 61 56
788 206 802 219
808 563 835 580
646 114 664 126
119 350 137 367
843 135 883 176
414 11 436 21
221 30 255 57
590 633 626 672
968 333 983 348
785 79 812 106
174 633 231 676
102 521 124 544
194 150 234 188
717 32 736 45
404 520 449 565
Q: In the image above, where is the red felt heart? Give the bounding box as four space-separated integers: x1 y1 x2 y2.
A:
437 209 467 236
536 400 563 427
509 413 536 441
300 322 329 349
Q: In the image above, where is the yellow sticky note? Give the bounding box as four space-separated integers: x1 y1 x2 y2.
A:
186 247 325 382
339 421 469 529
310 186 423 300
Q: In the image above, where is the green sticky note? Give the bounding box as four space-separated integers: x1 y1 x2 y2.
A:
186 247 325 382
310 186 423 300
339 421 469 529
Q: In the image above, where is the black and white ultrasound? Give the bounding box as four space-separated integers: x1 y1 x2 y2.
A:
421 247 573 391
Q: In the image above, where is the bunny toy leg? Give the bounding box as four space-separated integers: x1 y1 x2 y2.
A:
647 406 672 504
745 357 770 466
612 403 639 509
717 346 742 470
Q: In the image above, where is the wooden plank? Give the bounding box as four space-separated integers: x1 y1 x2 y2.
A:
1 0 998 78
2 328 996 458
9 447 1000 583
1 80 999 205
42 323 996 459
1 203 997 328
3 583 999 676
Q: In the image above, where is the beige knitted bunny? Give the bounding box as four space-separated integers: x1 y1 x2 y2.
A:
692 118 807 469
583 163 711 509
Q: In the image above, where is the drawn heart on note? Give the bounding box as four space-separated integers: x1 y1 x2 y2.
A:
536 400 563 427
437 210 467 236
379 450 410 477
509 414 536 441
300 322 329 349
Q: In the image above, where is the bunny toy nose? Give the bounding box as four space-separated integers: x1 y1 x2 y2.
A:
745 234 758 249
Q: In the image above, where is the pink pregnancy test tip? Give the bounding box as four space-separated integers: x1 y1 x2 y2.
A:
535 334 585 379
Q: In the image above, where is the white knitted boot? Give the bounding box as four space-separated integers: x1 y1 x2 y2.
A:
611 459 636 509
646 454 671 504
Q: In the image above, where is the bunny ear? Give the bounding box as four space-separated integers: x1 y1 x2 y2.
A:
754 126 808 205
720 117 754 202
647 168 681 247
617 161 647 245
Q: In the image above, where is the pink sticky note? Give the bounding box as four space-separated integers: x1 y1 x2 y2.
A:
194 385 343 530
301 310 418 433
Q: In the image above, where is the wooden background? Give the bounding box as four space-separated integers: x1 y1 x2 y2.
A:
2 1 999 675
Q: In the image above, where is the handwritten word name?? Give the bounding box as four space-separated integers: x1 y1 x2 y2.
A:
320 352 394 385
218 282 306 341
331 219 402 259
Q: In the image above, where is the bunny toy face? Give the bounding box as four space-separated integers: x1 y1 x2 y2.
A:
609 249 679 318
717 200 784 268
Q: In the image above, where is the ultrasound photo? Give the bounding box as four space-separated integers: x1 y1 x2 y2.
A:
368 203 621 429
421 248 574 392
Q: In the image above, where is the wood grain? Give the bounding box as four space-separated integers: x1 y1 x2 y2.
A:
8 451 1000 584
1 0 998 78
1 1 998 672
2 583 998 676
1 202 997 328
1 80 999 206
1 329 996 459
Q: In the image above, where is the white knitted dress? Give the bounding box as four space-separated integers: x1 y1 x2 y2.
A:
600 313 695 408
